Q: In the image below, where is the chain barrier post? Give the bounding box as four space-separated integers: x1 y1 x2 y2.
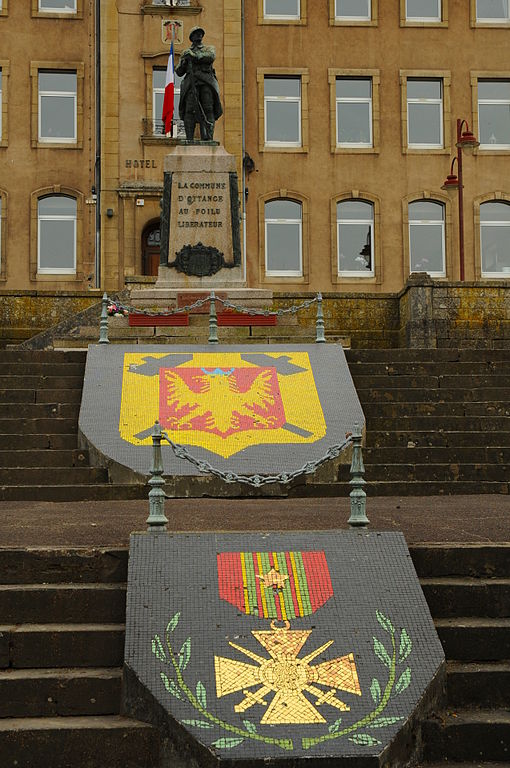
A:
146 421 169 531
315 292 326 343
208 291 219 344
98 292 110 344
348 422 369 528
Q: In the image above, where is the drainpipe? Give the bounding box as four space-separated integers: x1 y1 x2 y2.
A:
241 0 246 284
94 0 101 288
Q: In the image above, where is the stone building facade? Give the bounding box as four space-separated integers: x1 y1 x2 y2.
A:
0 1 509 295
0 0 97 291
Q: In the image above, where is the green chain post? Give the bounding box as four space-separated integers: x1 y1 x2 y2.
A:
208 291 219 344
348 422 369 528
315 292 326 343
146 421 169 531
98 292 110 344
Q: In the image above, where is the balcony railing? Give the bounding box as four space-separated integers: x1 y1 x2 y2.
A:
141 118 186 140
143 0 197 8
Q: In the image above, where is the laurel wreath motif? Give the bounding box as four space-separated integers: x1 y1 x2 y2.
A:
151 609 413 752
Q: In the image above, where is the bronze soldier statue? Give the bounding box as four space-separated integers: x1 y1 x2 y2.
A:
176 27 223 141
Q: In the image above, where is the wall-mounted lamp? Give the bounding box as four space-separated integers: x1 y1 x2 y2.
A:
106 208 114 218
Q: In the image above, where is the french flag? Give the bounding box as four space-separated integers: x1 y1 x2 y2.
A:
162 42 175 135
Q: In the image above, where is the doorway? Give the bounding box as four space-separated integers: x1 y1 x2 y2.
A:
142 221 161 276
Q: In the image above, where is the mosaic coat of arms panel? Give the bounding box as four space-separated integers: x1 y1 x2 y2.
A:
79 344 364 476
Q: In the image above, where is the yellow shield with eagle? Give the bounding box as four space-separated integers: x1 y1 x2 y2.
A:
119 351 326 458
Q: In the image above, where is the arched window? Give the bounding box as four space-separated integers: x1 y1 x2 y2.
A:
38 195 77 274
337 199 374 276
408 200 445 276
480 200 510 276
264 199 302 276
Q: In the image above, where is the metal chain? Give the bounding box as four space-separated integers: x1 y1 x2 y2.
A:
217 295 318 317
105 293 318 319
105 294 212 317
160 432 351 487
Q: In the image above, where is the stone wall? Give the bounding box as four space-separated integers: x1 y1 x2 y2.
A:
0 291 102 346
1 280 509 349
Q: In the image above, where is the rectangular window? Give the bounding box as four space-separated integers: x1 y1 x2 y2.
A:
336 0 370 19
152 67 184 137
478 80 510 148
409 201 445 276
337 200 374 276
406 0 441 19
265 200 303 276
407 78 443 148
38 196 77 274
476 0 509 21
38 70 77 143
39 0 76 11
480 202 510 276
336 78 372 147
264 0 300 18
264 76 301 147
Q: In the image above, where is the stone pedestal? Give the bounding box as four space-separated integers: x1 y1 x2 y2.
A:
157 142 243 289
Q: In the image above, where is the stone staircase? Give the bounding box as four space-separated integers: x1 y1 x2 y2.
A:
0 548 159 767
1 347 509 499
413 544 510 768
0 544 507 766
0 350 145 501
337 348 510 496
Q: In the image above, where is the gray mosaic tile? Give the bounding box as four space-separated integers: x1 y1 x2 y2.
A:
79 344 364 477
125 531 445 765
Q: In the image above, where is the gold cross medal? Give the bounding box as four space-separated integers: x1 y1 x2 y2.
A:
214 550 362 725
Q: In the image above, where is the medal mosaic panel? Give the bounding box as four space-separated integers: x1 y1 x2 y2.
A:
79 344 364 476
125 531 445 765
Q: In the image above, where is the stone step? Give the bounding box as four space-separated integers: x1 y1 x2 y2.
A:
338 463 510 482
363 401 510 417
0 467 109 485
0 418 78 434
0 624 125 668
0 548 128 585
352 374 510 389
0 375 84 390
0 668 122 717
0 433 77 450
0 403 79 419
0 388 83 405
367 430 510 448
368 416 510 431
0 484 147 502
420 577 510 618
423 709 510 763
0 716 158 768
0 362 85 376
435 618 510 661
410 545 510 578
292 480 509 497
417 763 510 768
349 361 510 376
0 584 127 623
365 446 510 464
346 348 510 362
447 662 510 708
0 350 86 363
356 387 510 403
0 448 89 468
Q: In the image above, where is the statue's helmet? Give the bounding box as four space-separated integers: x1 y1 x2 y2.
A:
189 26 205 41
